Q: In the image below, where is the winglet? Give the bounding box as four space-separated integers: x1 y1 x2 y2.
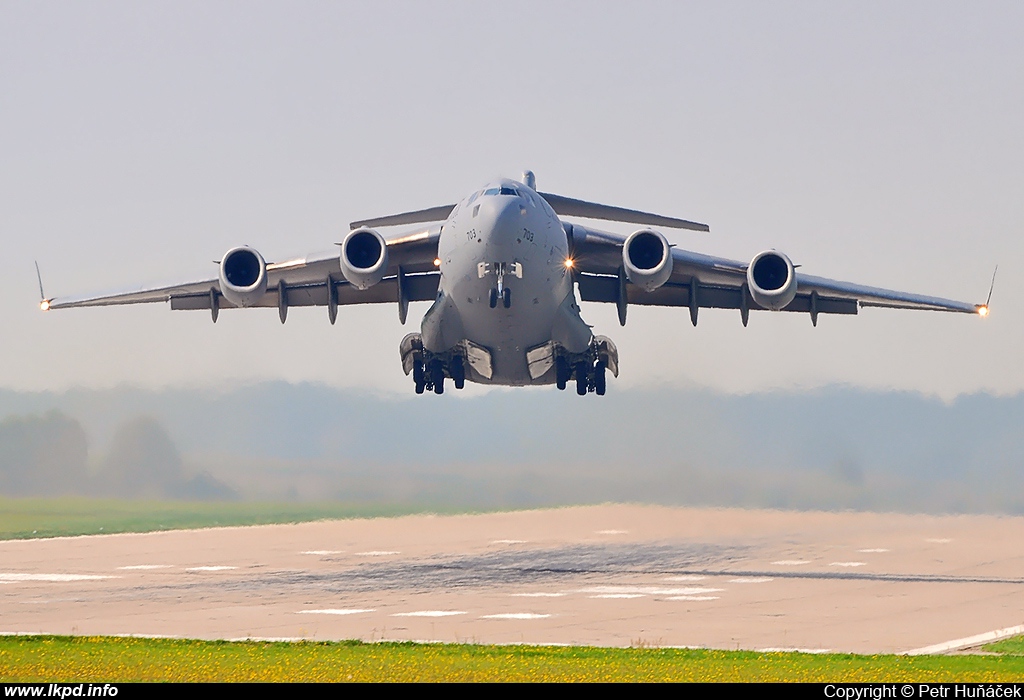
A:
35 261 52 311
978 265 997 317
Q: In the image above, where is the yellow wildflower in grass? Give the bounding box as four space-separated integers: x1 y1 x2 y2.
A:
4 636 1024 682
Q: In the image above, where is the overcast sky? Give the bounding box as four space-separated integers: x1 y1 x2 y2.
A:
1 1 1021 399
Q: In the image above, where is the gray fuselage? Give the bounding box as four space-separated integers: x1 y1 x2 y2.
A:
421 179 593 385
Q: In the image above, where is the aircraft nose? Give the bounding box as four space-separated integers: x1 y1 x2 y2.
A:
477 196 524 240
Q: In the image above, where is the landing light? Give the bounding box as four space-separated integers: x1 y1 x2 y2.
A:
978 305 990 317
433 258 441 267
39 299 50 312
564 258 575 269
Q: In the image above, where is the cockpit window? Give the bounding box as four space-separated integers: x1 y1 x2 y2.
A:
483 186 520 197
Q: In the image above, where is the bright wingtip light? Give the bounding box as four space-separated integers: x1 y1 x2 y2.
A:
978 305 990 317
39 299 51 312
433 257 441 267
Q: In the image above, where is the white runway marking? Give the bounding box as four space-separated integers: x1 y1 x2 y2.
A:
926 538 952 544
490 540 527 545
663 575 706 582
510 592 566 598
666 596 720 601
580 586 723 597
590 594 645 599
391 610 466 617
904 624 1024 655
185 566 237 572
298 609 375 616
300 550 342 555
829 562 866 567
759 647 831 654
117 565 173 570
480 613 551 620
729 577 772 584
354 551 400 556
772 560 810 565
0 573 116 582
595 530 628 535
858 548 889 553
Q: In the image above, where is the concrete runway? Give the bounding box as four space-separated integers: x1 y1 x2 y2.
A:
3 504 1024 654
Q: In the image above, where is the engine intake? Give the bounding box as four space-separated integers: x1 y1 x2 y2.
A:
218 246 267 307
341 228 389 290
747 250 797 310
623 229 673 292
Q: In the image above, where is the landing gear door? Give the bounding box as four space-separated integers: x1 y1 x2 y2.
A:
526 342 556 380
463 340 494 380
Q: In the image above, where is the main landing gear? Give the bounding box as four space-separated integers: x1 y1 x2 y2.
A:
555 355 608 396
402 334 465 395
552 336 616 397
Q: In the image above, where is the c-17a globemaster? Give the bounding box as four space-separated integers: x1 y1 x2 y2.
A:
39 171 990 395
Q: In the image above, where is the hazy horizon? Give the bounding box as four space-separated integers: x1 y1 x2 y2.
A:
1 380 1021 515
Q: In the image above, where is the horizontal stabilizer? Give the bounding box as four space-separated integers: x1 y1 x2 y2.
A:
539 192 710 232
350 204 456 230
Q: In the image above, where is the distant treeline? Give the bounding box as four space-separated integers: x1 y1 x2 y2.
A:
0 412 233 499
0 383 1022 513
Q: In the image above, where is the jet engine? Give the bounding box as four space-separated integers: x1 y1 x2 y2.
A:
622 229 673 292
746 250 797 310
218 246 267 307
341 227 389 290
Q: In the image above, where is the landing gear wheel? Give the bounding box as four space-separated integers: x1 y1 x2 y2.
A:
413 357 425 394
555 357 569 391
488 288 498 308
594 360 607 396
429 360 445 395
574 361 588 396
502 287 511 309
451 355 466 390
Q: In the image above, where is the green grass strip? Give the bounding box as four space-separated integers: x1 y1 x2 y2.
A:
3 636 1024 682
0 497 471 540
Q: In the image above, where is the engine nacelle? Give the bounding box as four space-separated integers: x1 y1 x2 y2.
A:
747 250 797 310
218 246 267 307
341 227 389 290
623 229 673 292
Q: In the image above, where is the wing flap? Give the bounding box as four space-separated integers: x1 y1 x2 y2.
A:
577 273 858 315
796 274 981 314
168 273 440 312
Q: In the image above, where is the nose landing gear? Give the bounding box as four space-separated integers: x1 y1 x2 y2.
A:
482 262 518 310
488 283 512 309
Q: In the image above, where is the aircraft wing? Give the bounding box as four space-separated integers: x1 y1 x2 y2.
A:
43 225 442 321
568 223 986 324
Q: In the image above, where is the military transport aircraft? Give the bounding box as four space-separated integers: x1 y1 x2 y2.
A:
39 171 989 396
